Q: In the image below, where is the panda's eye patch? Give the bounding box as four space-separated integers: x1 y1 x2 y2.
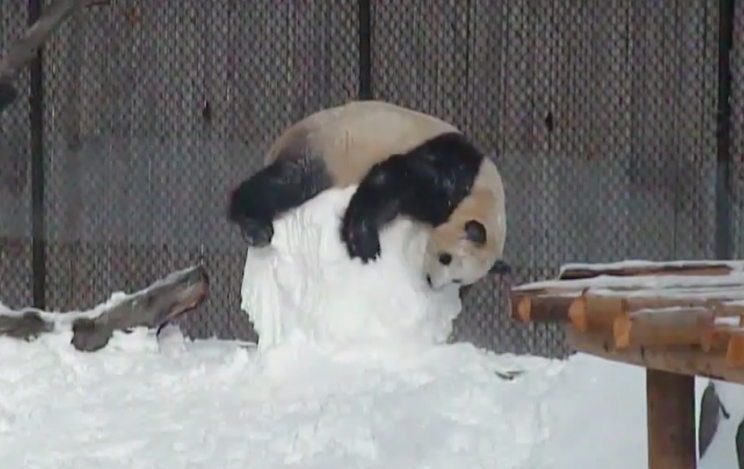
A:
464 220 487 245
438 253 452 265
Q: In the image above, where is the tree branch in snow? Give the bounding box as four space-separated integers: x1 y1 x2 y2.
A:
0 264 209 352
0 0 109 114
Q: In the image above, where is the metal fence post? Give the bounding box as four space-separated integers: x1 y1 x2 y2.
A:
715 0 736 261
358 0 372 100
28 0 46 309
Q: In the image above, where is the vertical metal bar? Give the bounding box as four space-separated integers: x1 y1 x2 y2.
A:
28 0 46 309
358 0 372 100
715 0 735 261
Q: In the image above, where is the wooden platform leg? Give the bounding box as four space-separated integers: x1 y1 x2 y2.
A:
646 369 697 469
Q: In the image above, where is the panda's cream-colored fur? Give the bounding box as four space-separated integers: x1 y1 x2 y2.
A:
424 161 506 288
265 101 458 186
263 100 507 289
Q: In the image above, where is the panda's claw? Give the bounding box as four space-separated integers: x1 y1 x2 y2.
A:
341 215 381 263
239 218 274 247
352 235 381 263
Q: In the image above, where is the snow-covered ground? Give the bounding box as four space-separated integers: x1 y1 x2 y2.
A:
0 187 738 468
0 322 733 469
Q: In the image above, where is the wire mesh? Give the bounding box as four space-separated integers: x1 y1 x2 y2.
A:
372 0 718 356
731 2 744 257
0 2 33 310
2 0 725 358
41 0 358 338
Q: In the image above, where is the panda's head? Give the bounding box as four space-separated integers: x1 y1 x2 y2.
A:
422 218 509 291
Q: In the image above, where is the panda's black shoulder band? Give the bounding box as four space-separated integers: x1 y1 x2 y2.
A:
400 132 484 225
340 132 485 262
228 156 333 245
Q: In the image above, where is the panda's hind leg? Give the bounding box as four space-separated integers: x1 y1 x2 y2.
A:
228 157 332 246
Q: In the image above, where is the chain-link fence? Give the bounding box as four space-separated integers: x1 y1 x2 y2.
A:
0 0 734 359
0 1 33 312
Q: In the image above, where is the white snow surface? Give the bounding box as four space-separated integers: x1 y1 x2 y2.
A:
0 320 735 469
0 187 739 468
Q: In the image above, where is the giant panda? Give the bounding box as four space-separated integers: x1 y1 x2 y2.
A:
227 100 509 290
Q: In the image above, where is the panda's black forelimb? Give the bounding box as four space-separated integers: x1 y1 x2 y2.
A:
341 132 485 263
228 157 332 246
341 154 415 262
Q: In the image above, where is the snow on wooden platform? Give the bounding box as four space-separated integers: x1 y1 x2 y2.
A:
511 259 744 469
510 259 744 384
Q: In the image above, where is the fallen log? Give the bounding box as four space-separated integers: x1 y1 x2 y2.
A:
0 311 53 338
0 0 108 113
0 264 209 352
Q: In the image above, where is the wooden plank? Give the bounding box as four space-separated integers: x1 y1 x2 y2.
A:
612 307 714 350
566 327 744 384
560 263 737 280
646 369 696 469
510 293 574 323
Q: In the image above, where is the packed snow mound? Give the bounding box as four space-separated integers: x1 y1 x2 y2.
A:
240 186 463 351
0 318 729 469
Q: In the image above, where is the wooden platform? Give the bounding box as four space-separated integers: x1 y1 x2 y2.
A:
510 260 744 469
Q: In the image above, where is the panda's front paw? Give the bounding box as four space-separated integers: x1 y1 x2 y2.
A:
341 215 381 263
238 218 274 247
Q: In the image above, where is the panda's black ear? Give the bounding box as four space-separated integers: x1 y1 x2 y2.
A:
464 220 487 245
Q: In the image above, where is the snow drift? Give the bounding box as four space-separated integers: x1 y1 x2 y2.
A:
0 182 738 467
